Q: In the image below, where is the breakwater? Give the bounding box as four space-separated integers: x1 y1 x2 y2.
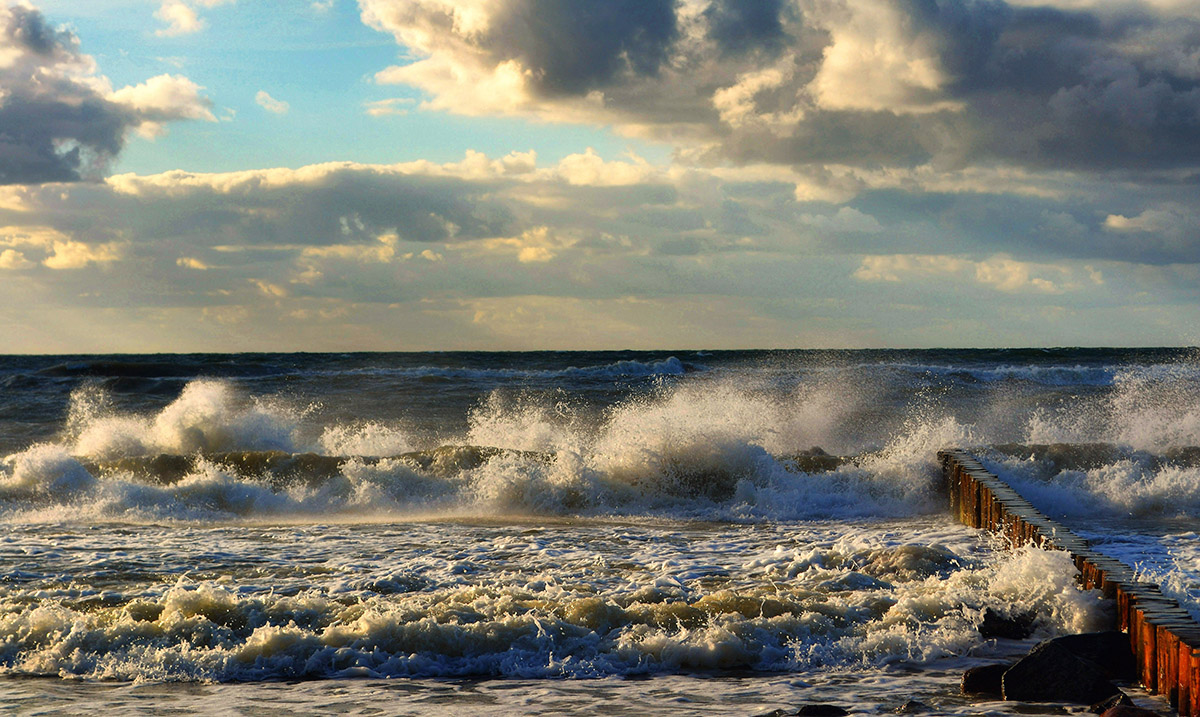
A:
939 449 1200 715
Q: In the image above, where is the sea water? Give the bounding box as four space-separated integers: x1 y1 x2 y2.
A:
0 349 1195 714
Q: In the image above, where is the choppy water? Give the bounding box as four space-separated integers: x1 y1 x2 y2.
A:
0 349 1195 714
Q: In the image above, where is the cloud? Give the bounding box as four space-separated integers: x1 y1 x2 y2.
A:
155 1 204 36
154 0 235 37
0 248 33 270
176 256 209 270
0 5 214 185
362 0 1200 175
1 149 1197 350
852 253 1094 294
364 97 413 116
42 239 123 269
800 207 883 234
255 90 291 115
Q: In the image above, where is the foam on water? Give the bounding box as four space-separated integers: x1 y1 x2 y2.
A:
68 381 303 459
4 350 1200 705
0 370 981 524
0 520 1105 683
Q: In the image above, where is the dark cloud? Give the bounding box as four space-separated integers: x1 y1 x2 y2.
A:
100 168 516 248
368 0 1200 175
5 3 71 54
704 0 789 56
0 5 209 185
0 6 129 183
487 0 678 95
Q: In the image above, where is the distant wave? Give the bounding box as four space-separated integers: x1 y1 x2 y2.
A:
326 356 698 382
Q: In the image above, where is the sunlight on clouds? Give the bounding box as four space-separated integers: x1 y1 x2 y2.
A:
376 57 539 118
712 64 806 132
154 1 204 37
300 234 398 264
154 0 236 37
479 226 572 263
0 226 120 270
0 249 32 270
110 74 217 138
176 257 210 270
1104 207 1190 233
252 280 288 298
557 149 655 186
853 254 1092 294
808 0 962 114
42 240 123 270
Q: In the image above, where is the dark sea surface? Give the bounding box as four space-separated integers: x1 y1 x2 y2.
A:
0 349 1195 714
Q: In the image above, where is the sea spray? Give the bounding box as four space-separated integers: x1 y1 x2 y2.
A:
0 349 1196 712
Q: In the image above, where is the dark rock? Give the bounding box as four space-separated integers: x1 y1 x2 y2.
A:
979 607 1036 639
796 706 850 716
895 700 929 713
783 448 847 473
1164 446 1200 467
1048 632 1137 681
1090 692 1134 714
962 663 1008 695
1002 640 1123 704
1099 708 1160 717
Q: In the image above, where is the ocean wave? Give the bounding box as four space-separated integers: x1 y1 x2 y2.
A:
0 440 944 524
0 542 1102 682
324 356 698 383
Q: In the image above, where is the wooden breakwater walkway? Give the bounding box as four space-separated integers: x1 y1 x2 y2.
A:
939 449 1200 715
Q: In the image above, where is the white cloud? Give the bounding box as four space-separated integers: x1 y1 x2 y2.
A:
0 5 213 183
0 249 33 270
155 1 204 37
364 97 415 117
255 90 290 115
43 240 123 270
154 0 236 37
806 0 963 115
800 207 884 234
853 254 1079 294
111 75 216 137
1104 207 1188 233
176 257 209 270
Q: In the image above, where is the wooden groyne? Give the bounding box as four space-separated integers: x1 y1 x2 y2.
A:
939 449 1200 715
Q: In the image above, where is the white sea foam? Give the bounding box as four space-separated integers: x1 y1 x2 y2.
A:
69 380 301 459
0 521 1104 683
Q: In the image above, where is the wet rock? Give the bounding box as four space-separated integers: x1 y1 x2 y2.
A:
1001 640 1123 704
1049 632 1137 681
894 700 929 713
783 448 847 473
1098 708 1159 717
979 607 1036 639
1164 446 1200 467
1090 693 1134 714
962 663 1008 696
795 706 850 716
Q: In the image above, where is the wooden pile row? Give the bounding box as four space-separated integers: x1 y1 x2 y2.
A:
939 449 1200 716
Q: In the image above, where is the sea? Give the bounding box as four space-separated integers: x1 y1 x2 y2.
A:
0 348 1196 715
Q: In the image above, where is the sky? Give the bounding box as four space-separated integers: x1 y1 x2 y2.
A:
1 0 1199 352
